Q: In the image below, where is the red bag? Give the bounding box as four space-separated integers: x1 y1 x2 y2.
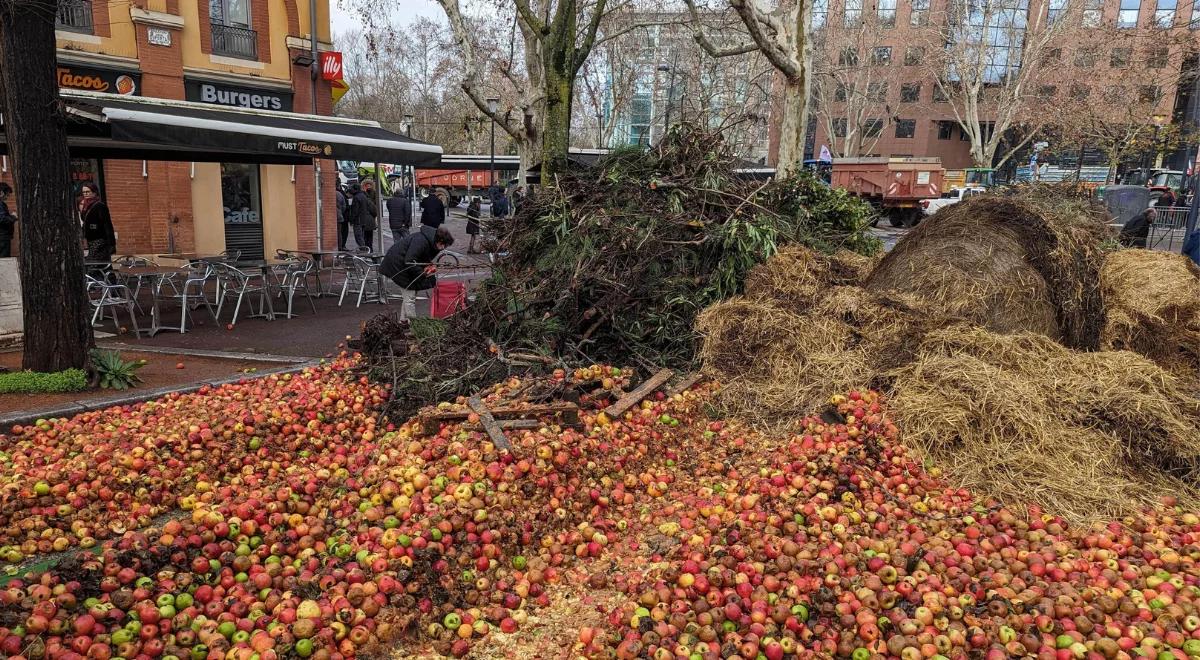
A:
430 280 467 318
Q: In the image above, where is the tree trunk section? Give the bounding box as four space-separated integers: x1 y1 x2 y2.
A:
775 79 810 177
540 65 573 182
0 0 94 372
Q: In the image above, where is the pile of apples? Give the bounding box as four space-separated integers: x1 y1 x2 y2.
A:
4 360 1200 660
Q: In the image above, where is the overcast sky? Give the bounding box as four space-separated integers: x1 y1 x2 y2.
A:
330 0 443 38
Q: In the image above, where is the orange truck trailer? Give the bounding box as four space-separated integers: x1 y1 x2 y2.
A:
830 157 945 228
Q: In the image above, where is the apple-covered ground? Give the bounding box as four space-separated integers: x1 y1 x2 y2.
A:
1 358 1198 660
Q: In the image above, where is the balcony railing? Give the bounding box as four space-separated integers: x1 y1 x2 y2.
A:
211 24 258 60
56 0 94 34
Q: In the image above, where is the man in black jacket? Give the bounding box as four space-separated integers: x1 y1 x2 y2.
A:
1119 207 1156 248
351 180 378 252
386 187 412 244
335 185 349 251
380 226 454 319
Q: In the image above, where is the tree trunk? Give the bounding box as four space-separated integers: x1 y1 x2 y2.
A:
775 78 809 177
540 57 573 182
0 0 94 372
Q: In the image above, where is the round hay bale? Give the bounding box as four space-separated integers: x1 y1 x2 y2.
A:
1100 249 1200 384
864 194 1113 349
744 246 876 312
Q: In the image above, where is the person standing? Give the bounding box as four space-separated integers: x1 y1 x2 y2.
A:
465 196 482 254
379 226 454 320
386 186 412 243
420 188 446 230
336 185 349 251
79 182 116 264
0 183 16 258
352 180 378 252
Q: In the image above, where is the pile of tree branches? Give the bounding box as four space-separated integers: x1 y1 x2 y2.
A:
359 125 879 420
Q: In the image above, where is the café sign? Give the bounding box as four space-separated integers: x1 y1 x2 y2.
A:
56 64 140 95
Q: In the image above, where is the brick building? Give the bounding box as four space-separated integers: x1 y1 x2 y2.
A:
0 0 431 260
801 0 1200 172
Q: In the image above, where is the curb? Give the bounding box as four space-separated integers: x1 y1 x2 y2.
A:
0 359 322 431
97 343 315 363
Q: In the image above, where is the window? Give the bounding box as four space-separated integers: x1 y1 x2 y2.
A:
1154 0 1176 25
845 0 862 24
221 163 264 260
1044 48 1062 64
904 47 925 65
1118 0 1140 27
1193 0 1199 28
1070 83 1090 99
895 119 916 138
932 84 948 102
839 48 860 66
56 0 94 33
1147 47 1168 68
1075 48 1098 68
910 0 930 24
812 0 828 27
1111 48 1132 67
937 121 955 139
900 82 921 102
878 0 897 25
1103 85 1124 102
832 118 848 136
1048 0 1068 22
867 81 888 101
872 46 892 65
960 126 970 141
948 0 1031 85
835 82 850 102
1037 84 1057 98
1083 0 1103 26
629 85 652 145
210 0 257 59
1140 85 1162 103
862 119 884 138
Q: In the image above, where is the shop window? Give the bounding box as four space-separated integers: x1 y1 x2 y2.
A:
863 119 884 138
878 0 897 26
1118 0 1140 27
1154 0 1175 26
901 83 921 102
872 47 892 65
911 0 929 25
895 119 916 138
70 159 103 200
221 163 264 260
210 0 257 59
1111 48 1132 67
937 121 955 139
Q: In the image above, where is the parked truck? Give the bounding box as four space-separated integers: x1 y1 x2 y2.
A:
830 157 945 227
415 169 517 206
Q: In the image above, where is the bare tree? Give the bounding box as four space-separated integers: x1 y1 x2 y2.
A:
810 15 893 157
683 0 814 176
922 0 1072 169
0 0 94 371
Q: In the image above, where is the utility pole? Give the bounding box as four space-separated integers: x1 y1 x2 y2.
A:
309 0 323 250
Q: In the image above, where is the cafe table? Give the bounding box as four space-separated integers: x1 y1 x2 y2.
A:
112 264 185 337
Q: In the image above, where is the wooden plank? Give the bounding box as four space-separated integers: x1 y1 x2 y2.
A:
667 372 703 397
468 396 512 451
604 368 674 418
462 419 541 432
419 401 582 435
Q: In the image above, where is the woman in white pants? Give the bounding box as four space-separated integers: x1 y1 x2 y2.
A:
379 226 455 319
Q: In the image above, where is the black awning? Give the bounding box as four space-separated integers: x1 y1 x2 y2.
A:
56 90 443 165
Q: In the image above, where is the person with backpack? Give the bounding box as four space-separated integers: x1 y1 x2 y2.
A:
380 226 454 319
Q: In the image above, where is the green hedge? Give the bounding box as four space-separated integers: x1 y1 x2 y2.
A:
0 369 89 394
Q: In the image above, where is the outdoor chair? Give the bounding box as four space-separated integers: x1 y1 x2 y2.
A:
336 254 381 308
271 255 318 318
161 261 219 333
86 275 141 336
113 255 158 312
212 262 273 326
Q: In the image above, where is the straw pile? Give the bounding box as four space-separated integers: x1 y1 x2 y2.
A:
865 192 1113 348
1100 249 1200 386
699 188 1200 521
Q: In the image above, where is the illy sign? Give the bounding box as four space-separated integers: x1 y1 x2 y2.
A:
320 52 343 81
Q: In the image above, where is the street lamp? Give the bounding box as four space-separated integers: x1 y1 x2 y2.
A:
657 55 679 143
486 97 500 189
1152 114 1169 169
401 113 415 210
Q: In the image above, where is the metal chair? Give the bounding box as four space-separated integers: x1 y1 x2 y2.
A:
336 254 381 308
272 256 318 318
212 262 274 326
86 275 141 336
113 256 158 312
162 261 219 332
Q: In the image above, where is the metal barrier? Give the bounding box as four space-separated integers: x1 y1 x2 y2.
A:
211 24 258 60
1148 206 1191 252
56 0 93 33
